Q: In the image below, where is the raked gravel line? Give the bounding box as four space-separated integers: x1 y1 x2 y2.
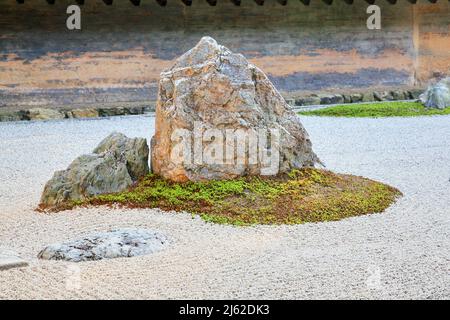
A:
0 114 449 299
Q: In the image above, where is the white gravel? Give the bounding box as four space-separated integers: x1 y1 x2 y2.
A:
0 114 449 299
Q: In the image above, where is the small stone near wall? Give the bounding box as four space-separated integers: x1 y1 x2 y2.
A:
420 77 450 109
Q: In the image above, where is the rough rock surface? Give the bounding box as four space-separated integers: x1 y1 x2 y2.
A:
28 108 65 121
151 36 319 182
0 249 28 271
67 108 99 119
38 229 168 262
319 94 344 105
40 132 149 207
294 95 321 106
420 77 450 109
374 91 394 101
362 92 375 102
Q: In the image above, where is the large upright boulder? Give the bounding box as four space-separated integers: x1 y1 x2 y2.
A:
420 77 450 109
151 37 319 182
40 132 149 207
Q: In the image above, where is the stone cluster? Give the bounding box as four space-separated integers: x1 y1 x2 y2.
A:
0 105 152 122
290 89 424 107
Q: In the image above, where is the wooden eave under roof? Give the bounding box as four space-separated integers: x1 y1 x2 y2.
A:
14 0 446 7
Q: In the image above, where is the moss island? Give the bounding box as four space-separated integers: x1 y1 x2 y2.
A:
50 168 401 226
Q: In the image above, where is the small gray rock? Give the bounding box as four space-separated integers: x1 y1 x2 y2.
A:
319 94 344 105
40 132 149 207
0 110 28 122
143 105 155 113
408 89 424 100
343 94 352 104
67 108 99 119
420 77 450 109
295 95 321 106
0 250 28 271
361 92 375 102
373 91 394 101
350 93 363 103
38 229 168 262
98 107 127 117
391 90 406 101
127 106 145 115
284 98 295 106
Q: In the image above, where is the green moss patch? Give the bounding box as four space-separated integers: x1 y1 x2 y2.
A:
298 101 450 118
53 169 401 226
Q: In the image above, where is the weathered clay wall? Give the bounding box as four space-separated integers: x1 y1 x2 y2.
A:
0 0 448 109
414 2 450 84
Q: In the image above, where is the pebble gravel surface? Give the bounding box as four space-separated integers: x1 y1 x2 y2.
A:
0 114 449 299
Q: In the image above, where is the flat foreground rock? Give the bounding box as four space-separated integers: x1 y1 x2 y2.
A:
0 250 28 271
38 229 168 262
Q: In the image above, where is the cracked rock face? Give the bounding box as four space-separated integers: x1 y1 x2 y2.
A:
420 77 450 109
151 36 319 182
40 132 149 207
38 229 168 262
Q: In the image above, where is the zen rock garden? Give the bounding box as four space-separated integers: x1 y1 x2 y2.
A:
6 37 449 271
1 0 449 300
10 37 401 270
6 36 450 272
